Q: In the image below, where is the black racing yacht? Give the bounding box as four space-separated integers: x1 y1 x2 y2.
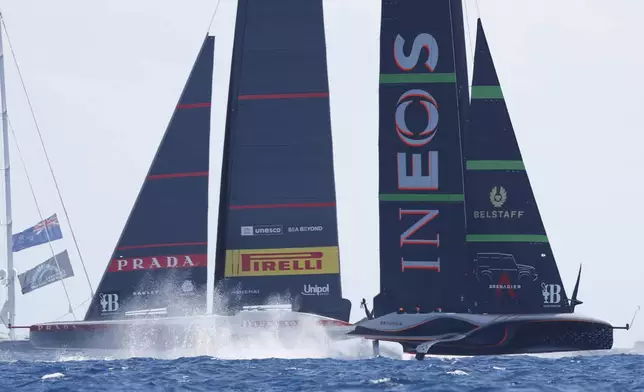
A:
349 1 631 360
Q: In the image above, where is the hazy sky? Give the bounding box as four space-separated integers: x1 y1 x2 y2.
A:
0 0 642 348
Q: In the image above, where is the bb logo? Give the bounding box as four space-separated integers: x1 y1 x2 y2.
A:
541 283 562 305
99 292 120 313
224 247 340 277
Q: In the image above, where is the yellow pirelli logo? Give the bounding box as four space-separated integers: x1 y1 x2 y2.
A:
224 246 340 277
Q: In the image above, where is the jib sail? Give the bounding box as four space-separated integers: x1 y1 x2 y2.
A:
214 0 351 322
374 0 471 317
463 19 569 313
84 36 215 321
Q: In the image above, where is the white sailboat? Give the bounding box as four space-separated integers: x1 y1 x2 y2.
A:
0 12 93 350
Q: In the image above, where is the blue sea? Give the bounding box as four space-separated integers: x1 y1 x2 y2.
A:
1 341 642 391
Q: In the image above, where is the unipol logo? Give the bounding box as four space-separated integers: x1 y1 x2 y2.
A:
108 254 207 272
301 284 330 296
99 292 119 313
393 32 441 273
542 283 562 306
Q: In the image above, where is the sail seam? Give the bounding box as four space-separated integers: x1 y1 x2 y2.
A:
116 241 207 251
466 234 548 243
466 160 524 170
238 92 329 100
229 202 336 210
379 194 464 202
471 85 503 99
177 102 211 109
380 73 456 83
147 171 208 180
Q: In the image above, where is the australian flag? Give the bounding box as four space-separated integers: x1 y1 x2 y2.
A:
12 214 63 253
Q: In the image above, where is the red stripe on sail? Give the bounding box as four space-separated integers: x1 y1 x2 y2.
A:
229 202 336 210
116 242 208 251
176 102 211 109
147 172 208 180
238 92 329 100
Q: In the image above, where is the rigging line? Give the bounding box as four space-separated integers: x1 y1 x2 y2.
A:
0 15 93 298
54 296 92 321
205 0 223 34
7 117 76 320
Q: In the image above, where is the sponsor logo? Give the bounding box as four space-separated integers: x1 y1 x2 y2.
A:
36 324 78 331
99 292 120 313
241 225 283 236
241 320 299 328
542 283 562 307
473 186 525 219
491 273 520 298
379 320 403 326
231 288 260 295
490 186 507 207
287 226 324 233
301 284 330 296
392 33 442 274
132 290 160 296
490 284 522 290
108 254 207 272
224 246 340 277
181 280 194 293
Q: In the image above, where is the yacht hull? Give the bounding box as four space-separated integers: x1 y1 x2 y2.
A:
349 312 613 356
29 311 355 351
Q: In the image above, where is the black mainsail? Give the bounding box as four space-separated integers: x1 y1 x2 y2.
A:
214 0 351 322
374 0 470 317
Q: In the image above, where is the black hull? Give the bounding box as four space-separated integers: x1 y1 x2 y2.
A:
29 312 355 351
350 312 614 357
407 319 612 356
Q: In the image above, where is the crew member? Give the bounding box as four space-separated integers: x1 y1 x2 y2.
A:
415 305 421 313
360 298 374 320
397 307 405 314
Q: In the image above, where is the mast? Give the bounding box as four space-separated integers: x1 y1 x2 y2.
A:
0 12 15 340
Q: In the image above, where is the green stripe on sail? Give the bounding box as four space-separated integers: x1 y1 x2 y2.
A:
380 73 456 84
380 194 464 202
466 160 525 171
466 234 549 243
471 85 504 99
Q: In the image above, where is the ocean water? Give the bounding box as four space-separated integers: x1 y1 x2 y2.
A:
1 338 643 391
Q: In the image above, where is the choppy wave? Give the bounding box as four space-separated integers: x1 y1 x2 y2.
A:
2 353 644 391
1 336 643 391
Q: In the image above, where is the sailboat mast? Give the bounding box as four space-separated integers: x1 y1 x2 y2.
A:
0 13 15 340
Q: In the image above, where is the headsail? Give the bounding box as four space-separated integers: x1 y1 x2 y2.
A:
214 0 350 321
374 0 471 317
84 36 215 320
464 19 569 313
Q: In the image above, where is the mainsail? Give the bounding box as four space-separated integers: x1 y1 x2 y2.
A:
214 0 351 321
463 19 569 313
374 0 471 317
84 36 215 320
